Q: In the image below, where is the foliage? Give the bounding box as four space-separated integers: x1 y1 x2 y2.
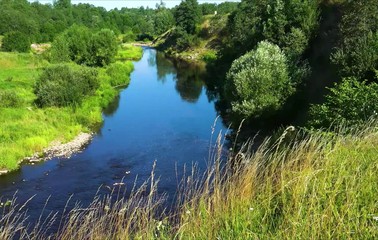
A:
0 90 24 108
89 29 118 67
174 0 201 34
34 64 99 107
309 76 378 128
153 7 175 35
1 31 30 52
106 62 134 87
225 41 292 119
227 0 319 59
49 25 117 67
331 0 378 80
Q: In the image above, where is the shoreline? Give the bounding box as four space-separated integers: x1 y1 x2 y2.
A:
0 132 94 176
23 132 94 163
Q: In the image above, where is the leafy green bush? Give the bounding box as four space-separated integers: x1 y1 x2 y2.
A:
172 27 199 51
1 31 30 52
34 64 99 107
331 0 378 80
225 41 293 119
106 62 134 87
122 31 136 43
308 76 378 128
89 29 118 67
49 25 117 67
0 90 24 107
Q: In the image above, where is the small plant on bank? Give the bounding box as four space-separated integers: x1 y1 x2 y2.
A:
0 90 24 107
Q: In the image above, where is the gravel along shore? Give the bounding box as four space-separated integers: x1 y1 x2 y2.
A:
23 132 93 163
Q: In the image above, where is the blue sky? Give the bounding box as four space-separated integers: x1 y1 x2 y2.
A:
31 0 239 10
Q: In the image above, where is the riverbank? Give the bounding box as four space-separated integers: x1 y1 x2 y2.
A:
0 46 142 172
1 121 377 239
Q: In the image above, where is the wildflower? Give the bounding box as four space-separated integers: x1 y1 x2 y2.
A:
373 216 378 221
249 207 254 211
186 210 191 214
104 205 110 211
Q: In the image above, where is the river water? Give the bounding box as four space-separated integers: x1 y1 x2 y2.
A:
0 48 228 223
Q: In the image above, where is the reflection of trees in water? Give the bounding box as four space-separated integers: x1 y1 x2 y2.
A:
103 95 120 117
156 51 175 83
173 61 205 103
147 49 156 67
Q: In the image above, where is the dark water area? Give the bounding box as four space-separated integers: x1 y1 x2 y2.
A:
0 48 228 226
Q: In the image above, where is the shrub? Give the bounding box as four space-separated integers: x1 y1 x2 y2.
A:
89 29 118 67
122 31 136 43
0 90 24 107
225 41 293 119
34 64 99 107
49 26 117 67
1 31 30 52
106 62 134 87
308 76 378 128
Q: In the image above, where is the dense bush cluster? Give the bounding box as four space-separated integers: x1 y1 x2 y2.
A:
309 76 378 128
0 90 24 108
1 31 30 52
49 25 118 67
106 62 134 87
34 64 99 107
225 41 292 119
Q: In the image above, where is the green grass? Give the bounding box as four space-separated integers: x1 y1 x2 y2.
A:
1 123 377 238
116 44 143 61
0 49 141 170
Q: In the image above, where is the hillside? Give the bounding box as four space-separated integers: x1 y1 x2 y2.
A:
154 14 228 63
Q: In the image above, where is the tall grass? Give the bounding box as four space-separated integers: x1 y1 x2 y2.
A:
1 122 377 238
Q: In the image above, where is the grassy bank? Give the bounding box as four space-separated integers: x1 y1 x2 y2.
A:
1 123 377 238
0 46 142 170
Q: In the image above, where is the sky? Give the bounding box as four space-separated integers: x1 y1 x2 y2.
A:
32 0 239 10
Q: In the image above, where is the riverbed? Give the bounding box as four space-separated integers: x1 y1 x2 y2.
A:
0 48 228 224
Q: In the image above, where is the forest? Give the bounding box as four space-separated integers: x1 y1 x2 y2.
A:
0 0 377 239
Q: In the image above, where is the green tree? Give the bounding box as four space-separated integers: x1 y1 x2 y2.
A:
1 31 30 52
309 75 378 128
227 0 319 59
174 0 200 34
49 25 117 67
331 0 378 80
89 28 118 67
225 41 293 119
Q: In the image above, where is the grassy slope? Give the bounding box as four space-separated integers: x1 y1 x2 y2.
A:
155 14 228 63
0 46 142 170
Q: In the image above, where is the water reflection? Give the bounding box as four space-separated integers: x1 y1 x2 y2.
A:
103 95 121 117
174 61 204 103
156 51 175 83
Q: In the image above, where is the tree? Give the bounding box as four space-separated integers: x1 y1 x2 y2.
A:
225 41 293 119
331 0 378 81
309 75 378 128
49 25 117 67
89 29 118 67
174 0 200 34
227 0 319 59
1 31 30 52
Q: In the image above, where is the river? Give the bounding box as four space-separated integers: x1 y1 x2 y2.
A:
0 48 228 224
